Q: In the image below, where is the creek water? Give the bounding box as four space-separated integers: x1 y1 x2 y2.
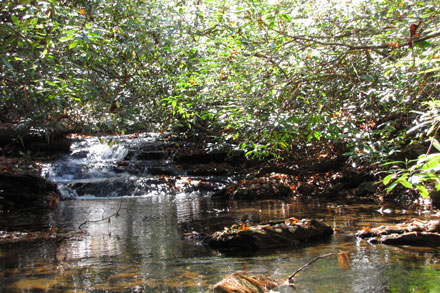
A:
1 134 439 292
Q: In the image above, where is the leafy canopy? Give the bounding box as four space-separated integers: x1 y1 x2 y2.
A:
1 0 439 169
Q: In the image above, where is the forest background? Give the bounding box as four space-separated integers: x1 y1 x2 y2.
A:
1 0 440 200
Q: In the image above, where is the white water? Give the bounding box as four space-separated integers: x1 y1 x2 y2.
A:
42 133 234 199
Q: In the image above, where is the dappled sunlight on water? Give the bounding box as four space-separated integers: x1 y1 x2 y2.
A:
1 197 439 292
3 135 439 291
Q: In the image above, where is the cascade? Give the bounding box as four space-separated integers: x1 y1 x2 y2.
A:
42 133 235 198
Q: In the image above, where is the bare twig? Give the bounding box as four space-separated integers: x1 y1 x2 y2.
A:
78 198 123 231
253 53 289 79
286 252 336 284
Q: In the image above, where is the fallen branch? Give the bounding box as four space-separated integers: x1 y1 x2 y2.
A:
286 252 336 284
211 251 350 291
78 198 123 231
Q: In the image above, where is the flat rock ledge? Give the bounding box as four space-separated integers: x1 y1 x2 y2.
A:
356 219 440 246
200 218 333 253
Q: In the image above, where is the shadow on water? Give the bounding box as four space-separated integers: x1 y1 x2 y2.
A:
2 197 439 292
1 135 439 292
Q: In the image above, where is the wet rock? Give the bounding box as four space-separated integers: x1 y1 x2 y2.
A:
212 176 293 200
134 151 169 161
357 181 376 196
356 219 440 246
185 163 233 176
67 177 175 197
367 232 440 246
211 272 278 292
174 149 244 165
203 218 333 253
0 230 81 244
0 172 59 211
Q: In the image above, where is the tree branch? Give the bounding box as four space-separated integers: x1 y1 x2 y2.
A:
282 31 440 50
253 53 289 79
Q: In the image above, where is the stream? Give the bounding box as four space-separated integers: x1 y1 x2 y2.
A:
1 134 439 292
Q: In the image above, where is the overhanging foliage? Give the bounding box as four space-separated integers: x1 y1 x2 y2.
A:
1 0 439 165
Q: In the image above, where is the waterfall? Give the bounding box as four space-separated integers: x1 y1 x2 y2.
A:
41 133 234 199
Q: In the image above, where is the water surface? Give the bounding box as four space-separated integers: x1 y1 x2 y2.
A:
2 197 439 292
1 135 439 292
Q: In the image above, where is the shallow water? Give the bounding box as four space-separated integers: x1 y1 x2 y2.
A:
2 197 439 292
1 135 439 292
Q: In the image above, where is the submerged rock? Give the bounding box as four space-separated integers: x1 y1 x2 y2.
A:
356 219 440 246
211 272 278 292
202 218 333 253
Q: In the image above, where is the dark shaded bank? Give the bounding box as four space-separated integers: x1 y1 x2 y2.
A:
0 171 60 212
0 125 76 215
0 134 69 239
0 125 73 156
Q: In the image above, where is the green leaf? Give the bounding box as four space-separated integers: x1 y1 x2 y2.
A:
41 48 48 58
1 57 14 72
383 174 395 185
279 141 288 150
415 41 431 48
11 15 19 25
431 138 440 152
416 185 429 198
420 67 440 74
422 156 440 171
381 161 403 166
397 178 412 189
385 182 398 193
69 40 79 49
313 131 321 141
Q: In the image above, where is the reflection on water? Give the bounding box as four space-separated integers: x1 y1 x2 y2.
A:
1 196 439 292
3 135 439 291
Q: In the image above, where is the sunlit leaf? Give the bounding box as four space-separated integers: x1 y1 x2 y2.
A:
49 226 58 234
337 251 350 270
431 138 440 152
397 179 412 189
313 131 321 141
416 185 429 198
69 40 79 49
279 141 289 150
383 174 396 186
385 182 398 193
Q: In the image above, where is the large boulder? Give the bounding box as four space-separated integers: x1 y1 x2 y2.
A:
203 218 333 253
